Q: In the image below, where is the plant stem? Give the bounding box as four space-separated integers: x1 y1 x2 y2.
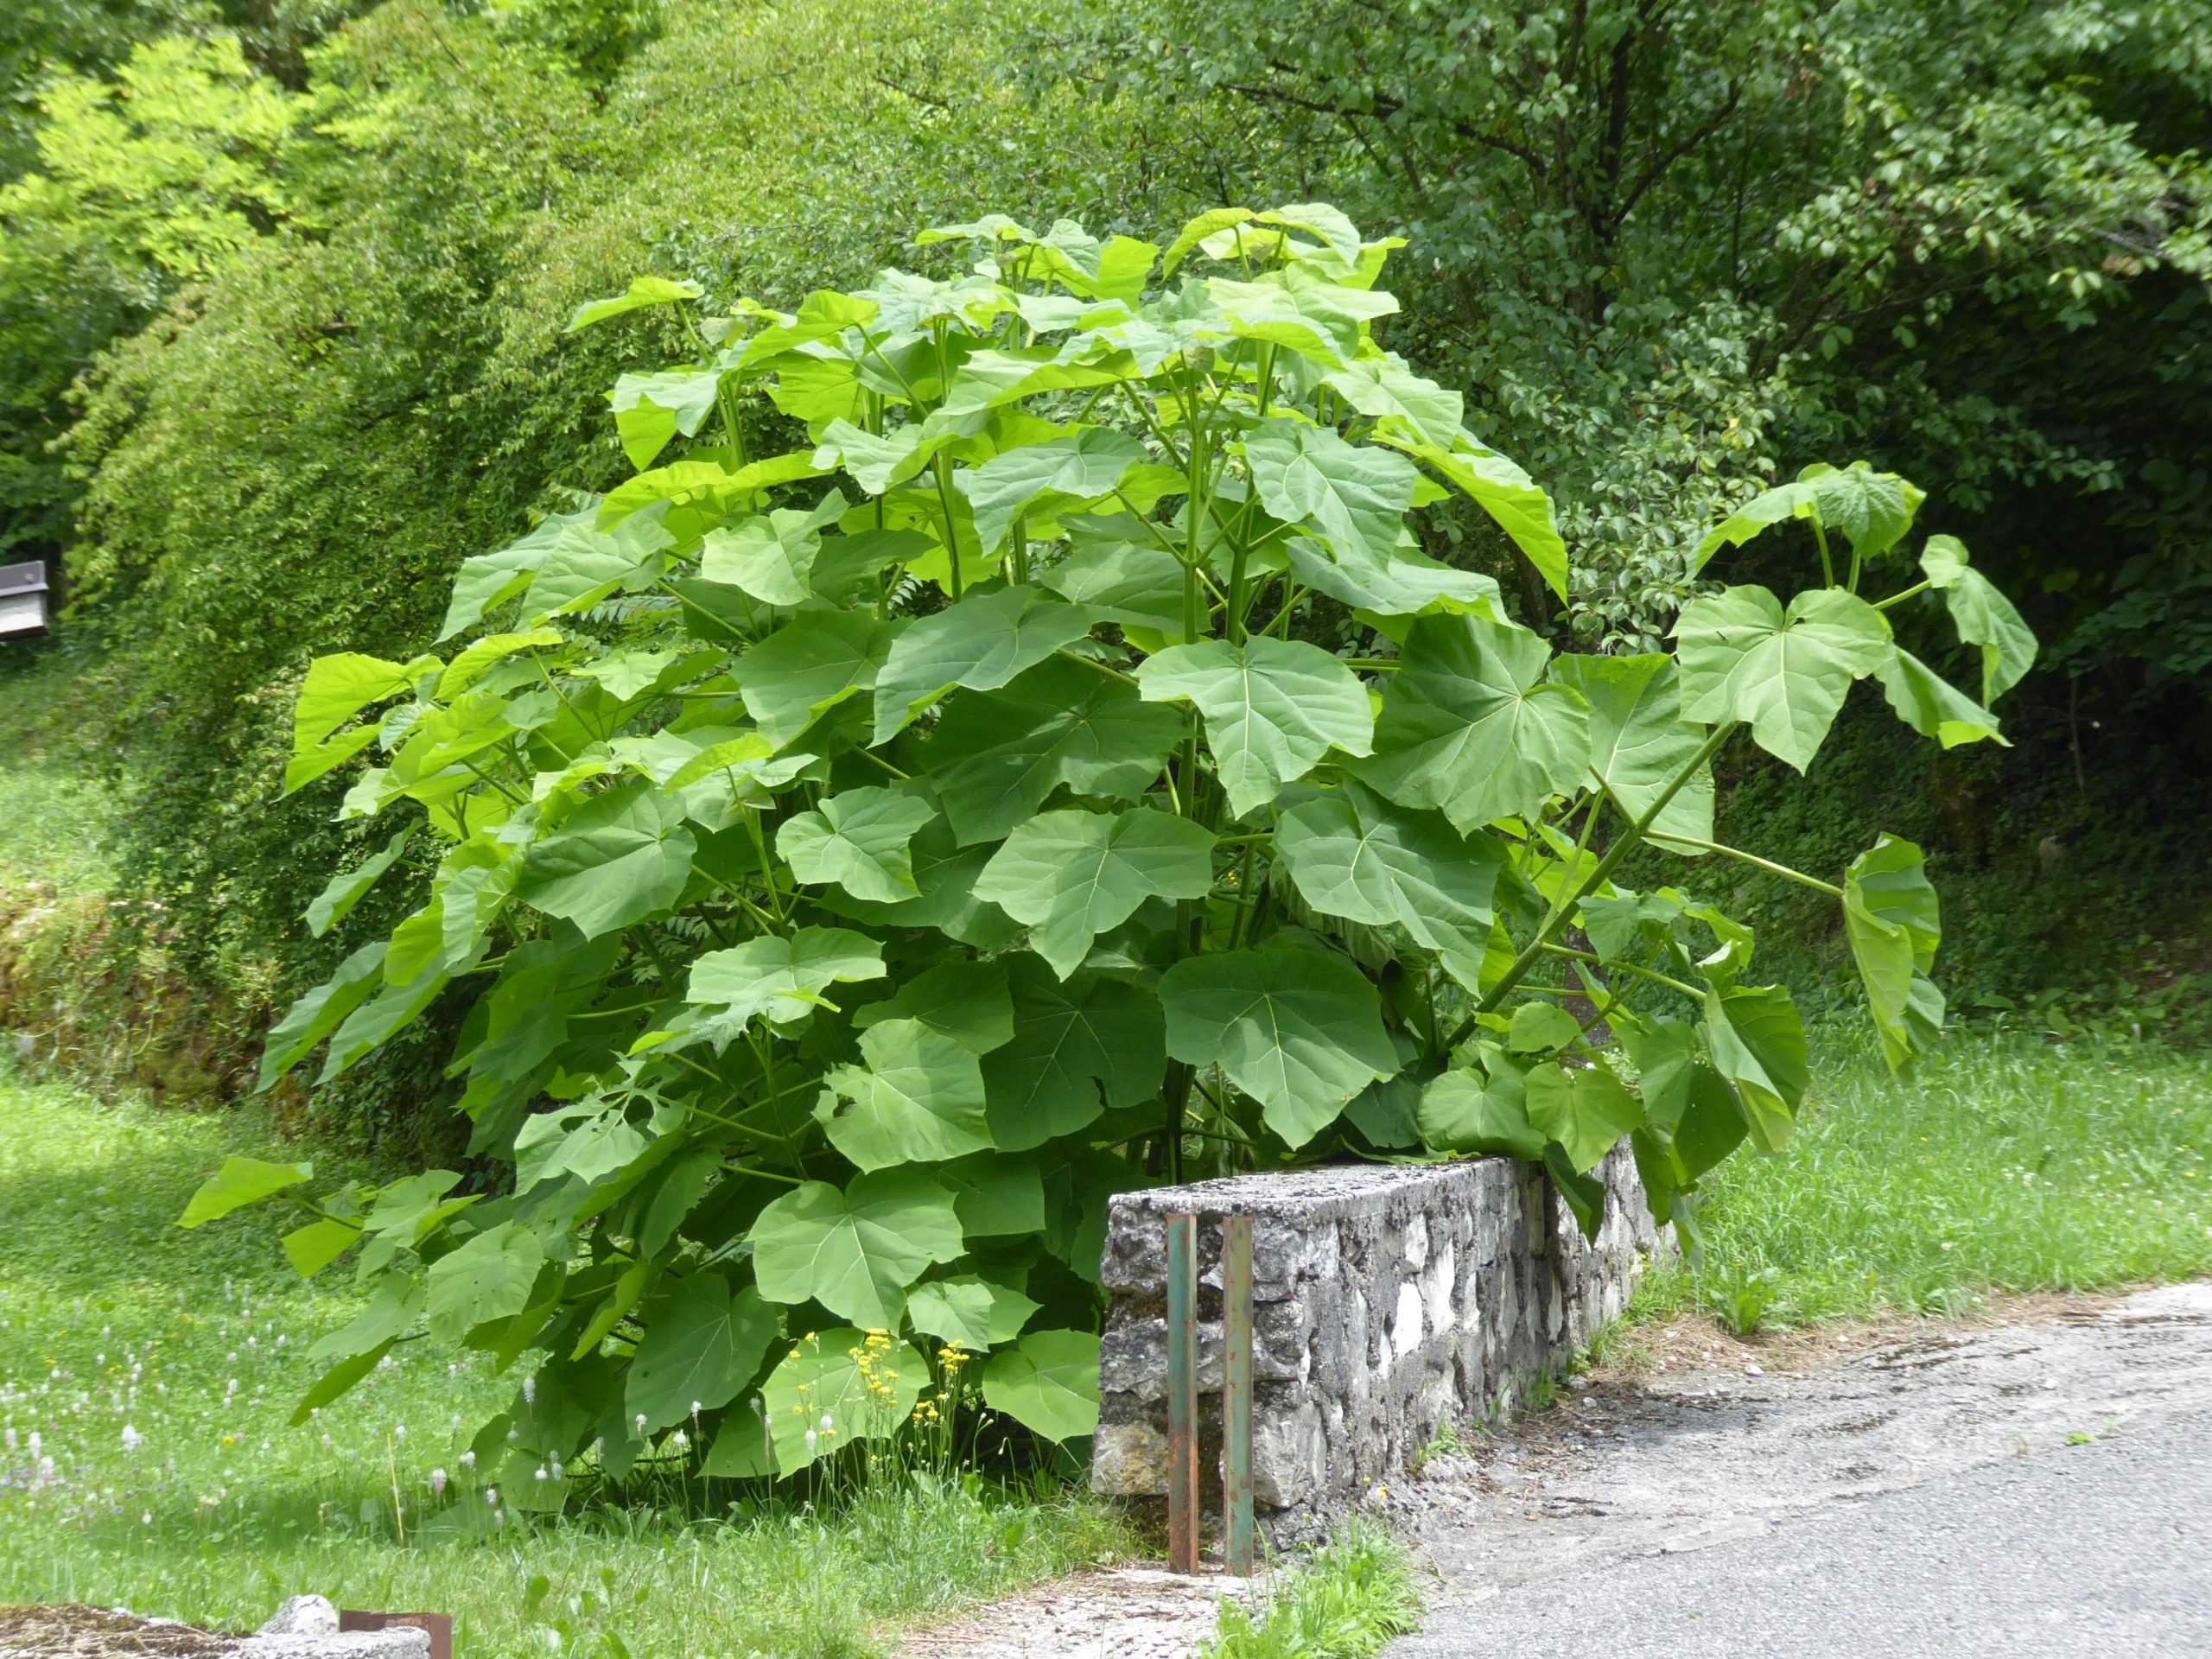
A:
1640 830 1843 896
931 452 965 601
1874 579 1930 611
1539 942 1704 999
1813 518 1835 588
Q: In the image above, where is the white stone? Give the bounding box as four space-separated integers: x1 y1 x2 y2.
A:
1393 1281 1425 1356
258 1599 339 1637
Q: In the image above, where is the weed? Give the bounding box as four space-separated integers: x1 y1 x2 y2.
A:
1408 1421 1477 1475
1199 1523 1421 1659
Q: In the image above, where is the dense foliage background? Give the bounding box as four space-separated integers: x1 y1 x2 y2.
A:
3 0 2207 1155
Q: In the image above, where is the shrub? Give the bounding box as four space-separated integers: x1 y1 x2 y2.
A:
188 204 2032 1497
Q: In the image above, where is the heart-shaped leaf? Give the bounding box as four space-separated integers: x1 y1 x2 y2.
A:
1159 937 1396 1147
625 1274 779 1433
1352 612 1589 831
1675 586 1891 771
749 1172 963 1331
974 807 1216 976
1135 637 1372 817
981 1329 1101 1441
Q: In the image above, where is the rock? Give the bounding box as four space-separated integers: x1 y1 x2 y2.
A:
259 1599 338 1637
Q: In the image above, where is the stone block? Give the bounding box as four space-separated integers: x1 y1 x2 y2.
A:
1093 1141 1665 1523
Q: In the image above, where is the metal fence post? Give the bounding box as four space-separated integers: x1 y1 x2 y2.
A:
1165 1212 1199 1574
1222 1213 1255 1575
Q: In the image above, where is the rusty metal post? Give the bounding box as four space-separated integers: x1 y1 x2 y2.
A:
1221 1212 1255 1575
1165 1211 1199 1573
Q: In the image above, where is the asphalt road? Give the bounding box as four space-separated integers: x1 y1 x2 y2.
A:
1386 1284 2212 1659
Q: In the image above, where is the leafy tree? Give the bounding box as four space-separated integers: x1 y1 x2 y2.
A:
1031 1 2212 675
188 205 2031 1487
0 30 296 558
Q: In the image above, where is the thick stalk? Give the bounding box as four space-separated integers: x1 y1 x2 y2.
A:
931 451 966 601
1476 723 1737 1016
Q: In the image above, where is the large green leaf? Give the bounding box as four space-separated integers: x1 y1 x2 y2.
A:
974 807 1216 976
854 957 1014 1054
1243 417 1415 567
304 829 413 938
982 1330 1101 1442
1674 586 1891 771
1274 781 1503 987
513 1097 648 1192
777 786 937 904
1548 654 1713 845
292 652 423 752
699 489 847 607
1523 1062 1643 1173
1415 1051 1543 1160
749 1170 963 1331
610 367 722 469
1394 436 1567 602
813 820 1022 950
517 785 696 938
1942 569 2037 704
1694 462 1924 569
1876 646 2005 749
734 611 904 749
872 586 1096 743
930 657 1184 845
1159 937 1396 1147
815 1017 994 1171
424 1224 546 1344
566 275 703 332
1206 264 1397 365
982 958 1166 1150
907 1275 1037 1348
1283 538 1499 630
258 940 386 1089
1844 834 1945 1073
936 1152 1046 1236
1701 982 1808 1153
625 1274 779 1433
1322 353 1465 448
761 1327 928 1471
955 429 1147 556
1040 537 1188 641
685 926 887 1032
1135 637 1373 817
178 1155 312 1229
442 516 574 641
1351 612 1589 832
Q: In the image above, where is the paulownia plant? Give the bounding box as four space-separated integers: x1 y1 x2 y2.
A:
184 203 2034 1495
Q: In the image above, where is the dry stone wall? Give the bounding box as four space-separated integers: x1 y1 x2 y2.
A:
1092 1145 1661 1523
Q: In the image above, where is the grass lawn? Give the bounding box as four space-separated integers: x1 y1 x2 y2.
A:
0 652 124 896
0 1063 1132 1658
1639 1029 2212 1333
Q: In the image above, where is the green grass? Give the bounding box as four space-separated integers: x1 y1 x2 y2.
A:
1640 1030 2212 1332
1199 1525 1420 1659
0 1063 1132 1656
0 652 125 895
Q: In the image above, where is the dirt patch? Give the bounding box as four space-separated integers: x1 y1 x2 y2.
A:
0 1605 240 1658
897 1567 1258 1659
1580 1287 2125 1388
